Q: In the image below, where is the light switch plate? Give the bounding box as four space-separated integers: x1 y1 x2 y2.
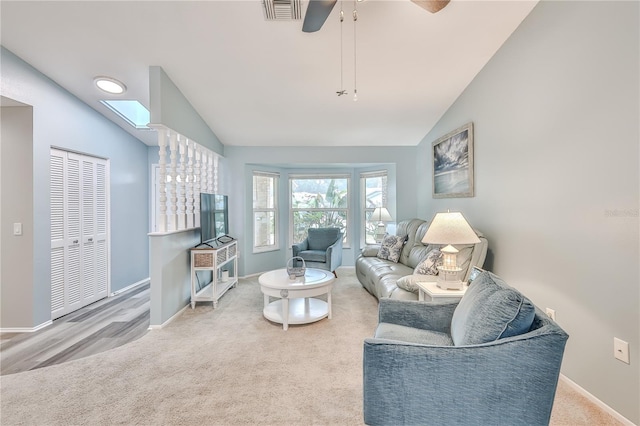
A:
13 223 22 236
614 337 630 364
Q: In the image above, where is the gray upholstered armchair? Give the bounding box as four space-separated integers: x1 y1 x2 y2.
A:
363 272 569 426
292 227 343 277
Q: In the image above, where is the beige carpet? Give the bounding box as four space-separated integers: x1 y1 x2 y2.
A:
0 269 624 425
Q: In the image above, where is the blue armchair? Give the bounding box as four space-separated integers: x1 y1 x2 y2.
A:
292 227 343 277
363 272 569 426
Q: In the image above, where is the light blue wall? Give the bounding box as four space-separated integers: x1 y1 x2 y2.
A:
149 66 224 155
224 146 418 276
416 1 639 422
149 230 199 326
1 47 150 327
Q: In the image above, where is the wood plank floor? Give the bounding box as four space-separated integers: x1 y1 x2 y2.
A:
0 283 150 376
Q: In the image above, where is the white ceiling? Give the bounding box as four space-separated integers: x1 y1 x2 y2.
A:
1 0 537 147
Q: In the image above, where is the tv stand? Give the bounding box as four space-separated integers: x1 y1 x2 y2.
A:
190 238 238 309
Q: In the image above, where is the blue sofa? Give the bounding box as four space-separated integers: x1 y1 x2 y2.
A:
363 271 569 425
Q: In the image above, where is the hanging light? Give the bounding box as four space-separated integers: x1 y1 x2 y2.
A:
337 1 347 97
353 0 358 102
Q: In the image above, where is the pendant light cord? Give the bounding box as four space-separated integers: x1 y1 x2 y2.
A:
353 0 358 101
337 2 346 96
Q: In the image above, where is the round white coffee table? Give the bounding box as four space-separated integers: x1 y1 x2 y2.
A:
259 268 335 331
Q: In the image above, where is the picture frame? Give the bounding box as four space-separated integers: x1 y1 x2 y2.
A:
468 266 485 284
432 122 474 198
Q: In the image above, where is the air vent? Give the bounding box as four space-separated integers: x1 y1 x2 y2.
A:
263 0 301 20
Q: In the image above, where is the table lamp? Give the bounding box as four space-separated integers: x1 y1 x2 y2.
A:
372 207 393 243
421 211 480 290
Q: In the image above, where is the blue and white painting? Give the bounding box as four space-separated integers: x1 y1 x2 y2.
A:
432 123 474 198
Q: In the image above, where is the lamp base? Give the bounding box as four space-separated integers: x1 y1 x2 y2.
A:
374 223 387 243
436 266 464 290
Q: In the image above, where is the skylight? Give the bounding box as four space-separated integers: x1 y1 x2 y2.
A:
101 100 150 129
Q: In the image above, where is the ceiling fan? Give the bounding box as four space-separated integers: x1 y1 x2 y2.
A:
302 0 450 33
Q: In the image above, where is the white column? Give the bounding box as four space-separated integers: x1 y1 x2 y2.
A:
207 151 214 193
194 145 202 227
177 136 187 230
201 147 209 195
213 153 219 193
186 141 195 228
168 131 178 231
157 128 168 233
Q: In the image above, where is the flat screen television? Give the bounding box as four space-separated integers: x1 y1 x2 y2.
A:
200 193 229 245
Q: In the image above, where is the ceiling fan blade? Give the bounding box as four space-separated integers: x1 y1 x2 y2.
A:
302 0 338 33
411 0 450 14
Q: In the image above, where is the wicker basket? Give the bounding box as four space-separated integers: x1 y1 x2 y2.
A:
194 253 214 268
286 256 306 279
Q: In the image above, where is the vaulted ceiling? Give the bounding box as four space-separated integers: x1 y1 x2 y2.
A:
1 0 537 147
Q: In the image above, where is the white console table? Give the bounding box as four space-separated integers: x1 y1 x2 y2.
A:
190 239 238 308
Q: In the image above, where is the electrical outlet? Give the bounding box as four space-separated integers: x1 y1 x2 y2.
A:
614 338 630 364
545 308 556 321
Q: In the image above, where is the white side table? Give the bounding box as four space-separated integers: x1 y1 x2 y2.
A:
259 268 334 331
416 281 467 303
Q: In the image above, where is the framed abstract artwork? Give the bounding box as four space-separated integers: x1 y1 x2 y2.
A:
432 122 474 198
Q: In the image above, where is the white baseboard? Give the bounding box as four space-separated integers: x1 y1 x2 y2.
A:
559 374 636 425
239 272 262 279
148 304 189 330
0 320 52 333
110 277 150 297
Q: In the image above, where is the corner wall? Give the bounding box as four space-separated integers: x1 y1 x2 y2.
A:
0 47 151 328
149 229 199 326
417 1 639 422
0 104 34 328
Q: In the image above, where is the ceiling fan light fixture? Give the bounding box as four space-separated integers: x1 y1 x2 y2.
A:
94 76 126 95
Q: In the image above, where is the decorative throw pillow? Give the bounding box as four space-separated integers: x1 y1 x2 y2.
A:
396 274 427 294
414 249 442 275
376 234 406 263
450 272 536 346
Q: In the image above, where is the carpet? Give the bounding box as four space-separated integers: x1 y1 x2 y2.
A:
0 269 623 425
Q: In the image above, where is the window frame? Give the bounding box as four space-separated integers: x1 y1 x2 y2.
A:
360 170 388 245
289 174 351 249
252 171 279 253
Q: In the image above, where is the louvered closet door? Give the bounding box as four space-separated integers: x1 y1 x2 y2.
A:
94 160 108 299
79 155 109 305
50 149 67 318
50 149 110 319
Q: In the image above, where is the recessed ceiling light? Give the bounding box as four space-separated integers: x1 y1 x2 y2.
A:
94 76 126 94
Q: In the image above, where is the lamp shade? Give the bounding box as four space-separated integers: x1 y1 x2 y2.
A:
422 211 480 245
372 207 393 222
